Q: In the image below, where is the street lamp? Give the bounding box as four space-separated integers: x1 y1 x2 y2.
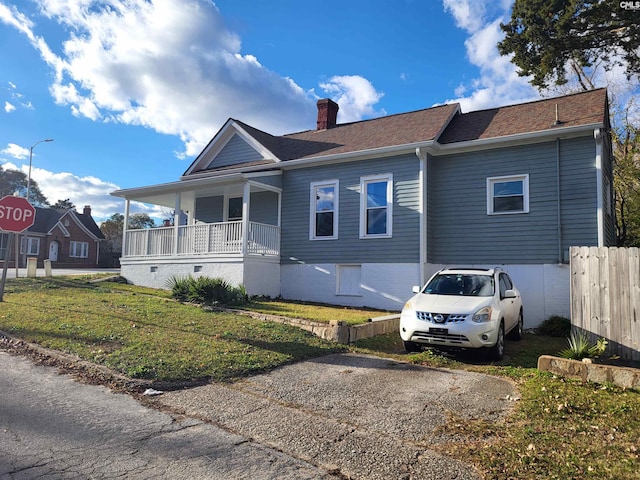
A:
20 138 53 272
26 138 54 203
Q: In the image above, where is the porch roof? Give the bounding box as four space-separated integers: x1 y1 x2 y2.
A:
111 171 281 208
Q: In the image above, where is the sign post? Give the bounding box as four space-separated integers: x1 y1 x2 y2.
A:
0 195 36 301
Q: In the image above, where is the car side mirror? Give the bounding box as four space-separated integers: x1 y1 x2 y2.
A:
412 285 420 294
504 289 517 299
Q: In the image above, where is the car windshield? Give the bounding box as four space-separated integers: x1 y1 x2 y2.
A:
423 273 494 296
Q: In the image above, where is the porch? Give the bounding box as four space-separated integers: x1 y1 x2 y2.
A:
123 220 280 258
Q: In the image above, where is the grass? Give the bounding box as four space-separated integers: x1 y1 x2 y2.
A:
0 276 638 479
240 298 390 325
0 277 343 382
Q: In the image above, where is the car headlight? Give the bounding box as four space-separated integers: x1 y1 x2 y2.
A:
402 301 414 312
472 306 492 323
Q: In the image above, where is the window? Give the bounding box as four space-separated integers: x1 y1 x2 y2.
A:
20 237 40 255
70 241 89 258
227 197 243 221
487 175 529 214
310 180 338 240
360 174 393 238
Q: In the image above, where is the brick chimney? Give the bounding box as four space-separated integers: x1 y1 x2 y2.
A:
316 98 339 130
83 205 92 216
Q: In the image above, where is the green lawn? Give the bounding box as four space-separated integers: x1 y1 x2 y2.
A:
0 277 344 382
0 275 638 479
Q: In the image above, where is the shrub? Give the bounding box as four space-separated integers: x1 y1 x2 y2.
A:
558 329 608 360
166 275 192 302
536 315 571 337
168 275 248 306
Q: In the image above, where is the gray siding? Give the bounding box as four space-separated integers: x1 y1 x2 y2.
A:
195 192 277 225
252 174 282 189
281 155 421 264
427 136 599 264
249 191 278 225
560 137 598 252
209 134 262 169
195 196 223 223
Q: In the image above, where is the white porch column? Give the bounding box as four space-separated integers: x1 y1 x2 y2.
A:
173 193 181 255
241 182 250 255
122 199 130 257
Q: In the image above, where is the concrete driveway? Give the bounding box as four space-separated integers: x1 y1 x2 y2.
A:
155 353 517 480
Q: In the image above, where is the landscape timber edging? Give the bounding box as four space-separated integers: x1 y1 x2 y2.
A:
537 354 640 390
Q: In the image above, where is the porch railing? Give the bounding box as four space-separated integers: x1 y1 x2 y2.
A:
123 221 280 258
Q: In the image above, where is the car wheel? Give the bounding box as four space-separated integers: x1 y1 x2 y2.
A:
403 341 421 353
487 322 505 361
507 310 524 341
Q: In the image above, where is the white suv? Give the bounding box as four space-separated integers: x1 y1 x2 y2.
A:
399 268 523 360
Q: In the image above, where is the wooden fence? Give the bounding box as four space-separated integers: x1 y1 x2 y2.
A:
570 246 640 362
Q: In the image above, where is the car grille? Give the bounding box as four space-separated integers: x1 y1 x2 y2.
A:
412 330 469 344
415 312 467 323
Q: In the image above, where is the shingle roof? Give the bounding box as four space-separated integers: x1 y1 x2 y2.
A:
235 103 460 161
438 88 608 144
191 89 608 176
29 207 104 240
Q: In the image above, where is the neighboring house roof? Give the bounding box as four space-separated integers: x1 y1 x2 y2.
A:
29 207 105 240
438 88 608 144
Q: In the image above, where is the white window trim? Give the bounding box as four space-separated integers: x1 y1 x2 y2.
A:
360 173 393 239
487 174 530 215
70 241 89 258
309 180 339 240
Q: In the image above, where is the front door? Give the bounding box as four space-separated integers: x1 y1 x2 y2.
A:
49 241 58 262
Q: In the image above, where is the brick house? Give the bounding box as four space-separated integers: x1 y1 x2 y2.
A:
0 205 105 268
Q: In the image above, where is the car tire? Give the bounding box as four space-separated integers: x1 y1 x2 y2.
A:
487 322 505 361
507 310 524 341
403 341 421 353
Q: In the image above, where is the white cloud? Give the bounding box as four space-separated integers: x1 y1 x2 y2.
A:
441 0 538 111
318 76 385 122
4 101 15 112
0 0 386 159
1 160 124 221
1 143 29 159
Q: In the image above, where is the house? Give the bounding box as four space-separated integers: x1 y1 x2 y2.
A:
0 205 105 268
111 89 614 327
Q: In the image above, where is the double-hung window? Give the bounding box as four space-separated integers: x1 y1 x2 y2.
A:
70 241 89 258
310 180 338 240
487 175 529 215
360 174 393 238
20 237 40 255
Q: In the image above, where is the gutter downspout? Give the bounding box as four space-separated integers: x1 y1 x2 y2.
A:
556 139 563 263
594 128 604 246
416 147 428 287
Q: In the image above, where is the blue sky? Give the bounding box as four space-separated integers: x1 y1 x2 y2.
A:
0 0 636 223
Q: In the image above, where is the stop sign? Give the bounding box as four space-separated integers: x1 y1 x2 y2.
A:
0 195 36 233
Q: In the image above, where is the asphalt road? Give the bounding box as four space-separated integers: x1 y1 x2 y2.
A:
0 351 332 479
